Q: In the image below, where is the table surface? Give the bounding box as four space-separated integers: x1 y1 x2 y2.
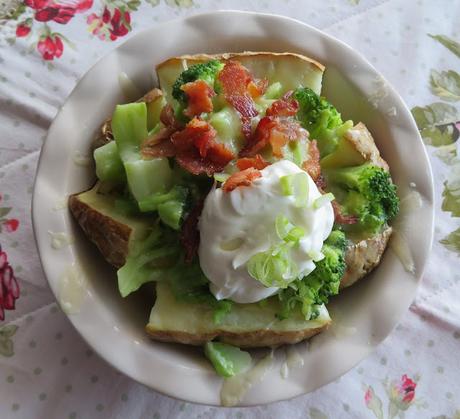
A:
1 0 459 418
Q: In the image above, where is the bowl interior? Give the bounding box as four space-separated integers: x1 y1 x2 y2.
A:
32 11 433 406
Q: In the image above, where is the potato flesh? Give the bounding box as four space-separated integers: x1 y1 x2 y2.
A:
148 282 330 335
76 186 152 249
156 52 324 102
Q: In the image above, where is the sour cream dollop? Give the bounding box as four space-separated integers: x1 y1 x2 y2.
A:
198 160 334 303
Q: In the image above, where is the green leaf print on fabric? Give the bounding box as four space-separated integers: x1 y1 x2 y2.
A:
411 103 459 146
430 70 460 102
429 34 460 59
414 34 460 257
309 407 329 419
364 386 384 419
440 227 460 255
165 0 194 7
435 143 457 164
0 324 18 357
442 178 460 217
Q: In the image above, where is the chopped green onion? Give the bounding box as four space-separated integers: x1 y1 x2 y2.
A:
275 214 290 239
247 243 298 288
313 192 335 209
275 215 305 244
280 175 294 196
290 140 304 167
280 172 310 207
286 226 304 243
293 172 309 208
214 172 230 183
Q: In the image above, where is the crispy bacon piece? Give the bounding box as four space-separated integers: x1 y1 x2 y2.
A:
141 139 176 158
141 126 177 158
181 80 215 118
247 78 268 98
302 139 321 181
141 104 183 158
172 118 234 175
175 152 222 176
160 104 182 129
206 142 235 167
240 116 305 158
332 200 359 225
217 60 259 139
180 199 204 263
222 168 262 193
266 92 299 117
171 117 206 151
236 154 270 171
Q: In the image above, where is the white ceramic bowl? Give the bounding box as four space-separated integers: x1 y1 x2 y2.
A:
32 11 434 406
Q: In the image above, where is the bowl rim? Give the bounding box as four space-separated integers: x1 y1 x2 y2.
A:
32 9 434 406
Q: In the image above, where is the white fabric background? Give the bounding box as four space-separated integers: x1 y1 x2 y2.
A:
0 0 459 418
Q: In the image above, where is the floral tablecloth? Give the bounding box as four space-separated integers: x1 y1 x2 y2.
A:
1 0 460 418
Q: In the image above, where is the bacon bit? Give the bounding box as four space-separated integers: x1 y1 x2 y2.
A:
302 139 321 181
332 200 358 225
218 61 259 139
240 116 304 158
171 117 208 152
239 116 273 157
172 118 234 175
181 80 215 118
141 138 176 158
236 154 270 171
176 152 227 176
247 78 268 98
218 61 253 96
206 142 235 167
269 128 291 158
160 104 181 129
180 199 204 263
222 168 261 193
266 93 299 117
143 127 174 147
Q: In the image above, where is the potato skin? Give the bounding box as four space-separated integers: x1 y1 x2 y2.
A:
68 194 131 269
91 88 163 151
145 323 329 348
341 226 392 289
157 51 325 72
344 122 389 171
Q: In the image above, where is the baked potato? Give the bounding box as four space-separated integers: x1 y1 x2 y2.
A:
69 51 397 349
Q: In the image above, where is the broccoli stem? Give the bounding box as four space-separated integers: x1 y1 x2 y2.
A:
111 102 174 202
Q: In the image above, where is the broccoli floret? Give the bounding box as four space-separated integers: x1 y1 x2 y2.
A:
326 163 400 235
293 87 352 156
324 229 347 250
172 60 224 104
305 231 347 300
277 230 347 320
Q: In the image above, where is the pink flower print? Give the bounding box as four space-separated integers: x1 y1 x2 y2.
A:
3 220 19 233
0 248 20 321
363 385 384 419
